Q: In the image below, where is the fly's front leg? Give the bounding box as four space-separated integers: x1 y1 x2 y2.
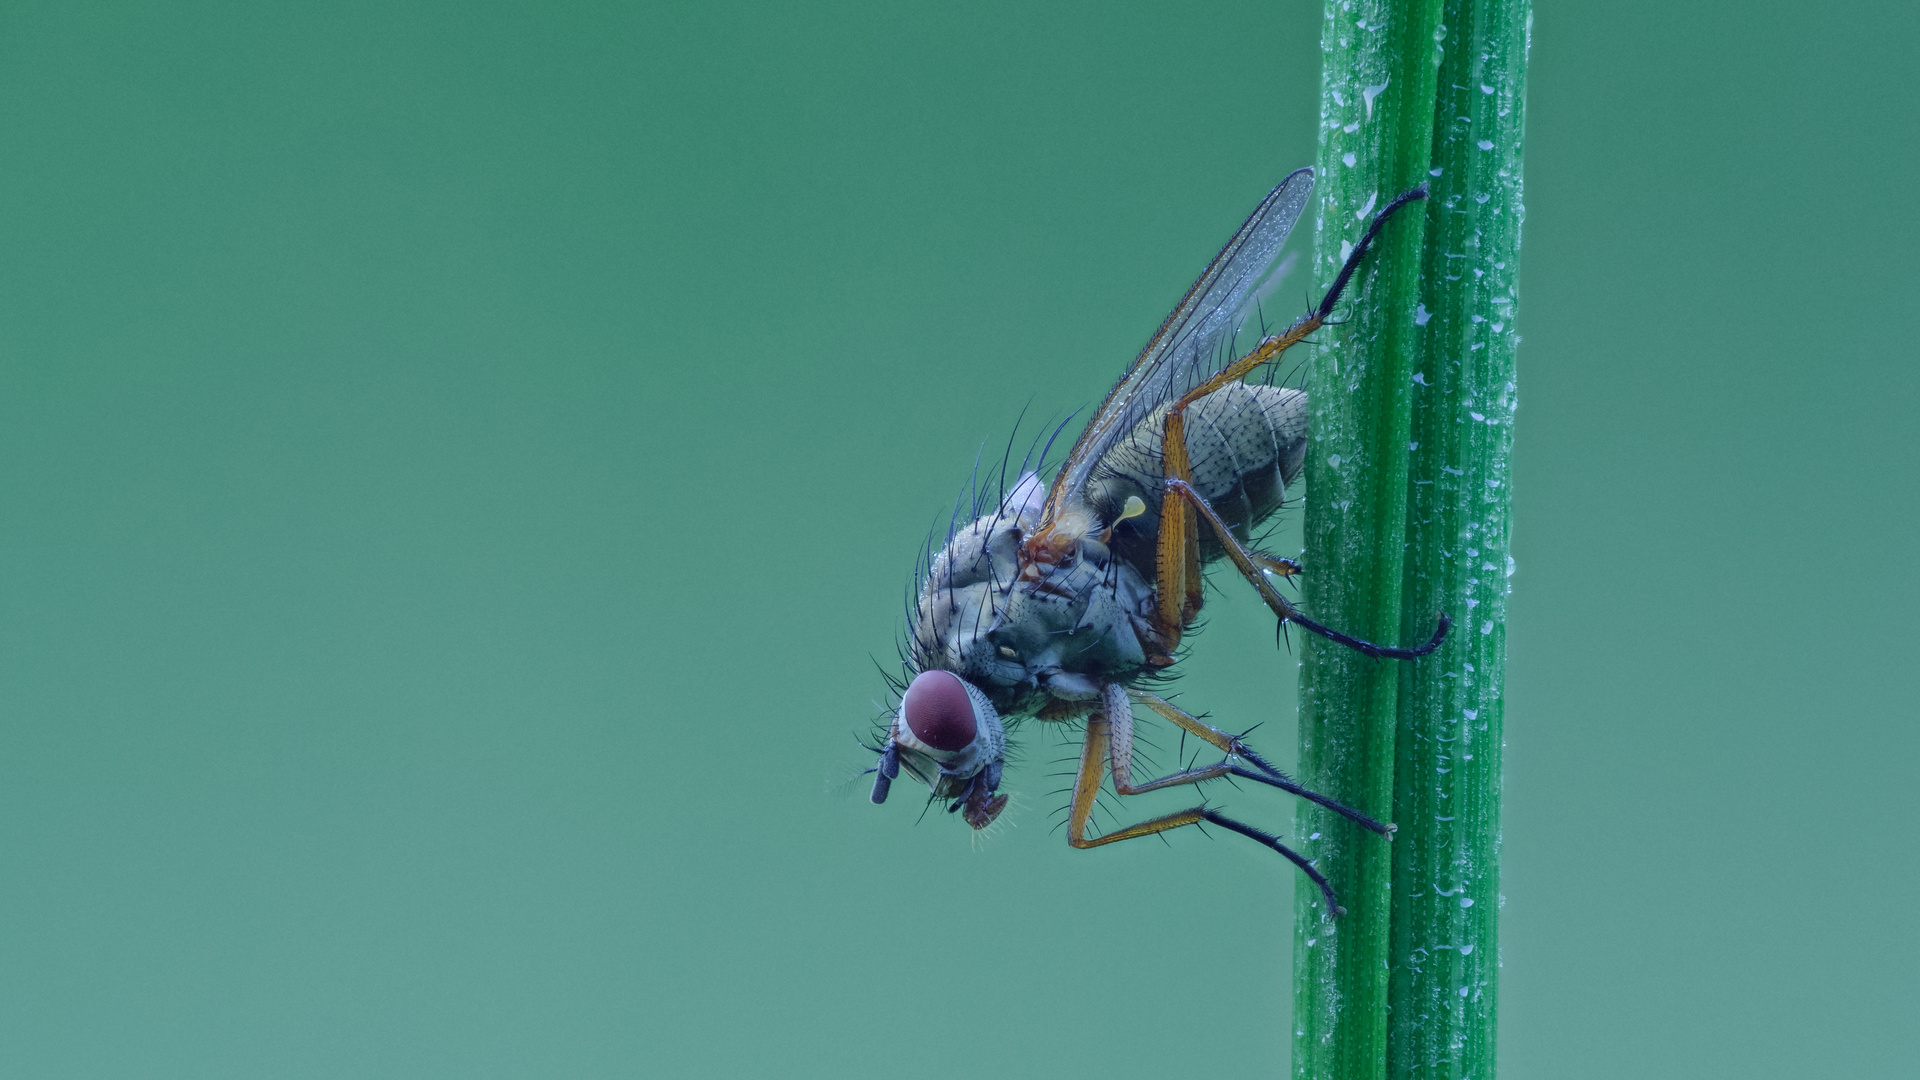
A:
1148 186 1430 648
1065 684 1351 913
1165 477 1449 660
1162 188 1434 442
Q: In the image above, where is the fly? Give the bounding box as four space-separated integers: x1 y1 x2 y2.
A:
864 169 1447 914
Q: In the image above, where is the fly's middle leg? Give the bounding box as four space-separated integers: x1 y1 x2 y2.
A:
1165 477 1449 660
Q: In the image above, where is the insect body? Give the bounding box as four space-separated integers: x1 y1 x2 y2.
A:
867 169 1447 913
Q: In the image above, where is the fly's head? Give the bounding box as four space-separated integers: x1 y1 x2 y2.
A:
869 669 1008 830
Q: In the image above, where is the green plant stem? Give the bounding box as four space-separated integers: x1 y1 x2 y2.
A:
1389 3 1528 1079
1292 3 1442 1080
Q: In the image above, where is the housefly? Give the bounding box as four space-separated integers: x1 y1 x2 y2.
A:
865 169 1446 913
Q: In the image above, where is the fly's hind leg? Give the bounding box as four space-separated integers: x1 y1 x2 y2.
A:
1064 684 1360 913
1150 186 1430 645
1166 477 1449 659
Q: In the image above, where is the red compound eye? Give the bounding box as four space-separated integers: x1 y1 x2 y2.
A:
900 670 978 752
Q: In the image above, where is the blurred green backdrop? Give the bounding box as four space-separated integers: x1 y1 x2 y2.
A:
3 1 1916 1077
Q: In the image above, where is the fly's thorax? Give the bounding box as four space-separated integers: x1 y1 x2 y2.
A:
907 382 1305 712
991 540 1151 677
915 533 1154 713
922 507 1023 607
1017 506 1094 572
910 475 1043 680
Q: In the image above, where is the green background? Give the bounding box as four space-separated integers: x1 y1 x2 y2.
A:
3 1 1915 1076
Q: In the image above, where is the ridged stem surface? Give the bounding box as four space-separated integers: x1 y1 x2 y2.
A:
1388 2 1529 1078
1292 2 1442 1079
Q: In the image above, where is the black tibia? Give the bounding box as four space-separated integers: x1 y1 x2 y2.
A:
1110 746 1390 837
1317 185 1429 321
1164 477 1448 660
1234 763 1391 836
870 744 899 805
1287 609 1450 660
1200 810 1345 915
1131 691 1391 837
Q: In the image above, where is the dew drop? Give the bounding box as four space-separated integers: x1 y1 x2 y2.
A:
1362 78 1390 119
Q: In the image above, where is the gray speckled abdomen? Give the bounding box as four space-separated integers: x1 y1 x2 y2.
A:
1086 381 1308 576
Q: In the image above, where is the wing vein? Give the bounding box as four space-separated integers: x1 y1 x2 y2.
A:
1042 169 1315 525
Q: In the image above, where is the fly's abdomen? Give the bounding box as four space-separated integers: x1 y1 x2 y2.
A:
1087 382 1307 567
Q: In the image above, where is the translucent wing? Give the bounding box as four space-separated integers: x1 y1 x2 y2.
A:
1043 168 1314 523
